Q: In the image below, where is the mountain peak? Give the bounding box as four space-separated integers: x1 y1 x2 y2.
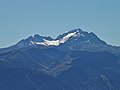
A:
56 28 83 39
15 28 107 48
30 30 79 46
1 28 120 56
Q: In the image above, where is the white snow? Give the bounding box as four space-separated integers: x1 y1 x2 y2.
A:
80 34 85 37
59 32 77 43
30 41 35 45
43 39 60 46
31 31 79 46
31 41 47 46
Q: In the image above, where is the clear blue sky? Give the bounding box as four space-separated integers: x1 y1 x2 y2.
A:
0 0 120 48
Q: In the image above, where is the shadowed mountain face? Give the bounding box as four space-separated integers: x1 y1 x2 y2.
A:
0 28 120 90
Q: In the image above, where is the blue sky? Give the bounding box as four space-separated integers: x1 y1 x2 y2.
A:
0 0 120 48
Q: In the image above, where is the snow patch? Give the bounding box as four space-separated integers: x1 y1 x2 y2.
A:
59 32 77 43
31 31 79 46
43 39 60 46
80 34 85 37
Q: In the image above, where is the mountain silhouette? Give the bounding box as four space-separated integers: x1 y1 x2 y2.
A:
0 28 120 90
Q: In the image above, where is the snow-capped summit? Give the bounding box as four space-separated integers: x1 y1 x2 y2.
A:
0 28 108 53
31 30 79 46
0 28 120 56
56 28 83 40
30 28 93 46
16 28 107 48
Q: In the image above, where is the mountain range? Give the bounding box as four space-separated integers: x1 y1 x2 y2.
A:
0 28 120 90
